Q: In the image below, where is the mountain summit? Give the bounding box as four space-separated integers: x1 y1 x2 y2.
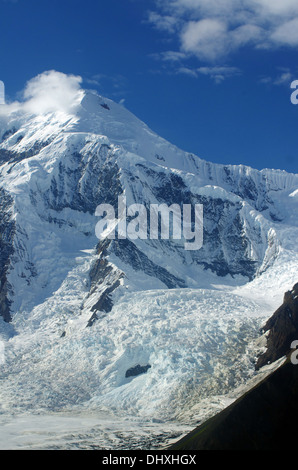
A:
0 84 297 321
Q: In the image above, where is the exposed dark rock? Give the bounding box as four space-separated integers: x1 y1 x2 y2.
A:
256 283 298 370
0 188 15 322
89 257 114 293
125 364 151 378
86 312 99 328
1 127 17 142
0 141 52 167
86 244 124 327
41 151 122 215
90 279 121 315
154 172 189 205
111 238 186 289
100 103 110 110
132 162 266 280
223 166 271 213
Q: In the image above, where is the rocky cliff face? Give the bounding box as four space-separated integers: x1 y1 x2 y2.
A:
256 283 298 369
0 187 15 322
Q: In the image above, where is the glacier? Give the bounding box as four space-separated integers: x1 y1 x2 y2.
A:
0 82 297 449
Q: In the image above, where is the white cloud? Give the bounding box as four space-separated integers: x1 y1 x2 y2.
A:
260 68 294 86
157 50 188 62
150 0 298 63
160 0 298 18
23 70 83 114
274 71 293 85
160 0 240 17
177 67 200 78
0 71 84 116
197 65 241 82
177 65 241 83
231 24 264 47
252 0 298 16
181 19 229 61
147 11 180 33
271 18 298 46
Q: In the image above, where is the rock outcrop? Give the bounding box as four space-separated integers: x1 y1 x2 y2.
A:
256 283 298 369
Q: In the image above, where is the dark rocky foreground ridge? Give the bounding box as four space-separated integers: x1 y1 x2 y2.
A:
169 283 298 450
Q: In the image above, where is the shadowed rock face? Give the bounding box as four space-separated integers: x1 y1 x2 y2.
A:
0 188 15 322
170 359 298 451
125 364 151 378
131 164 266 280
85 240 124 327
110 238 186 289
256 283 298 370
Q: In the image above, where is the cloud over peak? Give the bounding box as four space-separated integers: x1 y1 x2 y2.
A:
1 70 84 116
23 70 83 114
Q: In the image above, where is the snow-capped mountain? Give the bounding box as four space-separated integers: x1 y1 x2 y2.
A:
0 77 297 449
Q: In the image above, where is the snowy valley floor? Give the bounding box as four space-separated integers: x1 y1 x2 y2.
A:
0 412 193 450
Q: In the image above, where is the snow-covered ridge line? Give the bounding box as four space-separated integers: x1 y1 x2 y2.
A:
1 89 297 176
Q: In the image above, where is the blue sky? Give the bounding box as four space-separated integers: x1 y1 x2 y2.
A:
0 0 298 173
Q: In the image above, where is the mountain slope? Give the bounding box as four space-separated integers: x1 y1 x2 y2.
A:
0 79 297 447
1 88 297 324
